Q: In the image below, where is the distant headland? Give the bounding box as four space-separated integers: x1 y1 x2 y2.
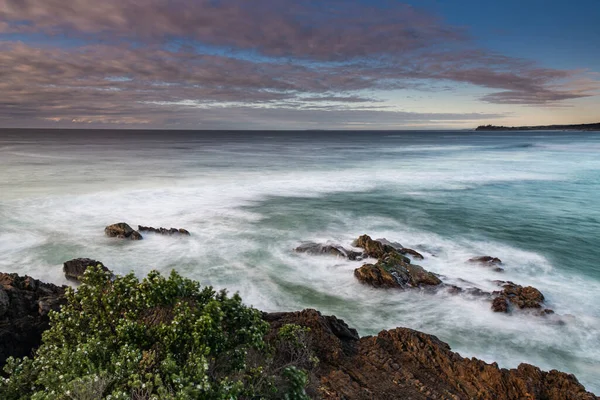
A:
476 122 600 131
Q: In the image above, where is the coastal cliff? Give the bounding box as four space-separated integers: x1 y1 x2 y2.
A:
1 270 597 399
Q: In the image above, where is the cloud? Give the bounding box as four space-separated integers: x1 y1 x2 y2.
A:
0 0 598 128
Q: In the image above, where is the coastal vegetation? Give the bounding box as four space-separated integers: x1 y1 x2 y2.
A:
0 267 313 400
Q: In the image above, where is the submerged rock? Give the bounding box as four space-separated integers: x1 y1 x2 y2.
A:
295 242 363 260
138 225 191 236
0 273 66 367
63 258 110 282
469 256 504 272
469 256 502 265
105 222 143 240
265 309 597 399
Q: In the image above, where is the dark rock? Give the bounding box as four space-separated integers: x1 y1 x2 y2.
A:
469 256 502 265
295 242 363 260
104 222 143 240
265 309 597 399
0 273 66 368
374 238 404 250
138 225 191 236
399 247 425 260
63 258 110 282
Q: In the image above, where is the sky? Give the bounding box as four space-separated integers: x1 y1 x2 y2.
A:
1 0 599 130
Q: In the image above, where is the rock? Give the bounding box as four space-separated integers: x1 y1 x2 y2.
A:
295 242 363 260
399 247 425 260
265 309 597 399
105 222 143 240
491 281 548 313
353 234 399 259
354 264 401 288
374 238 404 250
355 252 441 289
138 225 191 236
0 273 66 367
492 296 509 312
0 287 9 317
469 256 502 265
63 258 110 282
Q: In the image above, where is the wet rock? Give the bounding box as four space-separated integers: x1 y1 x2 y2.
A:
353 234 400 259
492 296 509 312
469 256 502 265
138 225 191 236
295 242 363 260
491 281 549 314
0 273 66 367
265 309 598 399
374 238 404 250
399 247 425 260
355 252 441 289
105 222 143 240
63 258 111 282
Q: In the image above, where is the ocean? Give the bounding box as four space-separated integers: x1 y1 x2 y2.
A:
1 129 599 392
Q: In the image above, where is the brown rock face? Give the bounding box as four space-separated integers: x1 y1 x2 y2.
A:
104 222 143 240
354 252 441 289
0 273 66 367
353 235 398 259
138 226 191 236
265 309 597 400
491 281 551 314
63 258 110 282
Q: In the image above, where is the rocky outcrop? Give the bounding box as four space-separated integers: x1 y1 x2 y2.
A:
0 273 66 366
138 226 191 236
353 235 400 259
105 222 143 240
295 242 363 260
352 235 440 289
265 309 597 400
63 258 110 282
355 252 441 289
491 281 553 314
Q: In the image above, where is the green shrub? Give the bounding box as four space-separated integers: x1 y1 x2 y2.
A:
0 267 310 400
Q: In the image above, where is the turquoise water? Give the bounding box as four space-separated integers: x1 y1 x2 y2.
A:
1 129 599 392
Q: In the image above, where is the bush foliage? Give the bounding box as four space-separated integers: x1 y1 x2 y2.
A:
0 267 312 399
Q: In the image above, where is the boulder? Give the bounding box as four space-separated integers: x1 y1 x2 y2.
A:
0 273 66 367
265 309 598 399
105 222 143 240
491 281 550 314
295 242 363 260
138 225 191 236
63 258 110 282
354 252 441 289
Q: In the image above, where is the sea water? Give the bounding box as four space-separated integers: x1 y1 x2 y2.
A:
1 129 599 392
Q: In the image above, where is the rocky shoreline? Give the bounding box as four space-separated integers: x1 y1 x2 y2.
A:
0 228 597 398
